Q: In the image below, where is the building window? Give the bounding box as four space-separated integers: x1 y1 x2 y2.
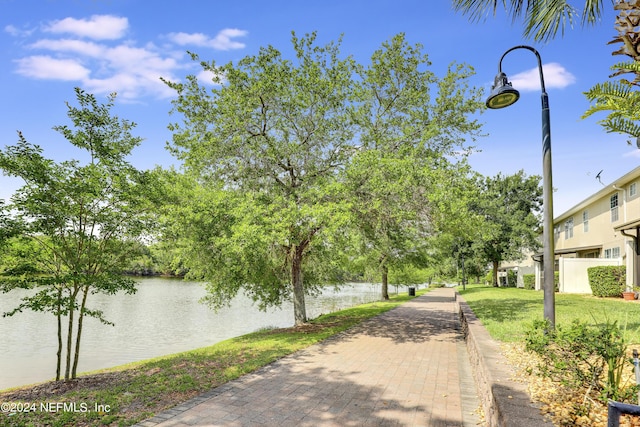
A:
564 217 574 239
631 182 637 197
583 211 589 232
554 225 561 240
611 193 619 222
605 247 621 259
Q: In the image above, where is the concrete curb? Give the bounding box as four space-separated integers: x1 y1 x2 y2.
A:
455 291 554 427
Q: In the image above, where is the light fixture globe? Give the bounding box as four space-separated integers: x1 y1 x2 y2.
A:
486 72 519 109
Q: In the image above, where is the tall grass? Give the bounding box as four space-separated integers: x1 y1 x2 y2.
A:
458 284 640 343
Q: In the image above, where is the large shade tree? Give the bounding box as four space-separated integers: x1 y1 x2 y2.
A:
163 31 487 322
348 34 484 299
470 170 542 287
0 88 155 380
163 32 357 325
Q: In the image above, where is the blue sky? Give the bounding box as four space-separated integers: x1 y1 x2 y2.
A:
1 0 637 215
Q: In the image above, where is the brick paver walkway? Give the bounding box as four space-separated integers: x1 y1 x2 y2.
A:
136 287 481 426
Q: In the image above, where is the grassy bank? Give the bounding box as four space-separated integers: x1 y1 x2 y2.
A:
0 289 423 427
459 284 640 426
458 284 640 343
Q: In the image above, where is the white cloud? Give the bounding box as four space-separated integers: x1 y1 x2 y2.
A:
167 28 248 50
84 72 175 101
5 24 33 37
5 24 19 36
623 147 640 157
44 15 128 40
14 56 90 80
168 32 210 46
196 69 225 86
509 63 576 91
210 28 247 50
30 39 105 57
9 14 247 100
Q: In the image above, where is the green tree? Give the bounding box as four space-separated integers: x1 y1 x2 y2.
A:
0 200 20 253
348 33 484 299
163 32 356 325
471 170 542 287
0 88 154 380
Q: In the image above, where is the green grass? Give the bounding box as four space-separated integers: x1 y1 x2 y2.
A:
458 284 640 343
0 289 425 427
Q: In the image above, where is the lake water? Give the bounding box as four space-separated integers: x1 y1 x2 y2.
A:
0 278 382 391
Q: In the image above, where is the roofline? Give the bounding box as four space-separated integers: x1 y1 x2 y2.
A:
533 244 603 258
554 165 640 223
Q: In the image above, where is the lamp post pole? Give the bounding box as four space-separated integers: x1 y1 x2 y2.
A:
486 45 555 329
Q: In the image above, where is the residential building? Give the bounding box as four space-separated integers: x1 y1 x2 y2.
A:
539 166 640 293
500 166 640 293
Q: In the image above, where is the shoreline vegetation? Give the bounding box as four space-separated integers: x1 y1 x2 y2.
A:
0 289 423 427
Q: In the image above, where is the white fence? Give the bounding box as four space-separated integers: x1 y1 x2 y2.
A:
558 257 622 294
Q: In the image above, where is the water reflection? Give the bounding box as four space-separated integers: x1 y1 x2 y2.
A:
0 278 381 390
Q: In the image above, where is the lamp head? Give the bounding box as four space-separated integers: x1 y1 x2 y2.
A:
486 72 519 109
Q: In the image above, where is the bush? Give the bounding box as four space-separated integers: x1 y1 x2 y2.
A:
588 266 626 297
525 318 637 420
521 273 558 291
523 274 535 290
506 270 518 287
484 271 493 285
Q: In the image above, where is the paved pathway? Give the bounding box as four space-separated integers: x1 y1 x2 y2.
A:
136 287 481 426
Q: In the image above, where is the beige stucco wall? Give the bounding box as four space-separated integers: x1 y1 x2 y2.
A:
558 257 621 293
555 189 623 256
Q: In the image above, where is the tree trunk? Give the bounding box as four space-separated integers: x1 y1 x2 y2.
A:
381 263 390 300
64 286 80 380
56 286 62 382
64 299 74 380
72 285 90 379
291 244 307 326
492 260 499 287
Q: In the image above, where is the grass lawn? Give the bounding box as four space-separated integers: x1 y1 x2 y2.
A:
457 284 640 343
0 289 424 427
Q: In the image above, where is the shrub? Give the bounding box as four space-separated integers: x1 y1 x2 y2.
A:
484 271 493 285
588 266 626 297
525 318 637 419
521 273 558 291
506 270 518 287
523 274 535 290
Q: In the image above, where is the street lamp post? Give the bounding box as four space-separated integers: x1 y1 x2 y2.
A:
486 45 556 329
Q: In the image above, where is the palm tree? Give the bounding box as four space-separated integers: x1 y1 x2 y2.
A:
452 0 606 42
583 1 640 144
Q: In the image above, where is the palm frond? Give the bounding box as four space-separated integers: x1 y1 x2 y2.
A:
600 117 640 138
451 0 502 22
609 61 640 84
611 61 640 74
526 0 576 42
453 0 605 42
583 81 634 102
583 73 640 140
582 0 604 26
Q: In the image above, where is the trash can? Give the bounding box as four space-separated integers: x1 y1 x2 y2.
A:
408 287 416 296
